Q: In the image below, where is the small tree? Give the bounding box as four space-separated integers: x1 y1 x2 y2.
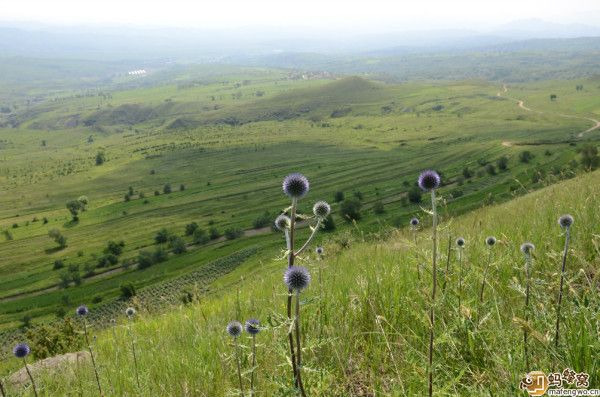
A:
224 228 244 240
163 184 172 194
53 260 65 270
407 186 422 204
252 211 271 229
550 94 557 101
153 246 168 263
185 222 199 236
486 164 497 175
580 145 600 170
497 156 509 171
155 228 170 244
462 167 473 179
334 191 345 203
95 151 106 165
168 236 187 254
340 199 362 222
49 229 67 249
322 214 336 232
209 227 221 240
519 151 534 163
77 196 89 210
120 283 136 299
179 184 185 191
192 228 210 245
373 200 385 214
66 200 84 221
137 250 154 269
105 240 125 256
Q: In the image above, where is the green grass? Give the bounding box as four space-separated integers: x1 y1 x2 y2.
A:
2 167 598 395
0 72 598 328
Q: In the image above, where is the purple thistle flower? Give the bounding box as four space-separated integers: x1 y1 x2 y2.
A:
486 236 497 247
456 237 465 247
313 201 331 218
282 173 309 199
284 266 311 291
245 319 261 335
227 321 243 338
274 214 291 231
520 242 535 255
76 305 89 316
125 307 136 317
418 170 441 192
315 246 324 255
13 343 30 359
410 217 419 227
558 214 574 228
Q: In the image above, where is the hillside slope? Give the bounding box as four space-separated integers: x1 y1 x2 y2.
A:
4 169 599 396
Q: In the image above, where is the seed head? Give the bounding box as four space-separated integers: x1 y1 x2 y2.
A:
410 217 419 227
274 214 291 231
76 305 89 316
485 236 497 247
520 242 535 256
226 321 243 338
456 237 465 247
284 266 311 291
313 201 331 218
558 214 574 228
282 173 309 199
13 343 30 359
245 319 261 335
418 170 441 191
125 307 136 317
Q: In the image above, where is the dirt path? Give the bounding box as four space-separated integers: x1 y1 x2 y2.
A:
497 84 600 143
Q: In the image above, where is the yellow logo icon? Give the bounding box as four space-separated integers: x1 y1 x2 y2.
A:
520 371 549 396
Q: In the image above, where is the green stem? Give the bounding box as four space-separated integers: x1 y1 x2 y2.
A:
524 253 531 370
83 318 103 396
458 248 463 312
250 335 256 397
23 359 38 397
235 337 245 397
295 291 307 397
428 189 437 397
128 319 141 388
287 198 300 390
555 227 570 348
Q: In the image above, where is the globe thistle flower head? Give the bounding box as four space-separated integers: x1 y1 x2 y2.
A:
125 307 136 317
410 217 419 227
282 173 309 199
558 214 574 229
520 242 535 255
245 319 261 335
76 305 89 316
13 343 30 359
418 170 441 192
315 246 324 255
485 236 497 247
284 266 311 291
313 201 331 218
456 237 465 247
226 321 243 338
274 214 290 231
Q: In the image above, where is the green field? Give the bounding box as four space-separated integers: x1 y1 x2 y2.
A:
1 65 599 330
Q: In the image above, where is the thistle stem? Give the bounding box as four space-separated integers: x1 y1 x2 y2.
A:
83 318 103 396
286 198 301 390
23 359 38 397
428 189 438 397
458 248 463 312
128 318 141 388
234 337 245 397
250 335 256 397
0 378 6 397
295 219 322 256
524 253 531 370
555 227 570 348
295 291 307 397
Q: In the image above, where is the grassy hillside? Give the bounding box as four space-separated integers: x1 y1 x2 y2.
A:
2 168 598 395
0 72 597 328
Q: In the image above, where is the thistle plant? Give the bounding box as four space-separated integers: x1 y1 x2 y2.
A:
245 319 261 397
227 321 245 397
555 214 573 348
276 173 328 396
418 169 440 397
125 307 140 388
455 237 465 311
13 343 38 397
76 305 103 396
479 236 497 303
520 242 535 369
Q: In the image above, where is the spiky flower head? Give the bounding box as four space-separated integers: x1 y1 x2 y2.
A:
125 307 136 317
245 319 261 335
76 305 89 316
274 214 291 231
315 246 324 255
282 173 309 199
226 321 243 338
313 201 331 218
284 266 311 291
13 343 30 359
520 242 535 256
456 237 465 247
418 170 441 192
410 217 419 227
485 236 497 247
558 214 574 229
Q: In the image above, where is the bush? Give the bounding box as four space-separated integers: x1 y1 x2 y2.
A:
579 145 600 170
334 191 345 202
153 246 168 263
224 228 244 240
322 214 336 232
373 200 385 214
462 167 473 179
486 164 497 175
252 211 271 229
97 253 118 267
407 187 422 204
340 199 362 222
137 250 154 269
496 156 509 171
519 151 534 163
120 283 136 299
49 228 67 249
185 222 199 236
155 228 170 244
105 240 125 256
192 228 210 245
26 319 80 359
53 260 65 270
168 236 187 254
163 184 172 194
209 227 221 240
91 295 103 304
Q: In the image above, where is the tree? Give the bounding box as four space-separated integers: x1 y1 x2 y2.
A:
550 94 557 101
105 240 125 256
252 211 271 229
155 228 170 244
496 156 509 171
168 235 187 254
137 250 154 269
407 186 422 204
180 184 185 191
224 228 244 240
49 229 67 249
66 200 84 221
163 184 172 194
77 196 89 210
120 283 136 299
373 200 385 214
334 191 345 203
340 199 362 222
519 151 534 163
462 167 473 179
209 227 221 240
185 222 199 236
322 214 336 232
53 260 65 270
580 145 600 170
192 228 210 245
486 164 497 175
95 151 106 165
153 246 168 263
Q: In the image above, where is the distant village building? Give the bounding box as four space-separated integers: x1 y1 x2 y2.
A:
128 69 147 76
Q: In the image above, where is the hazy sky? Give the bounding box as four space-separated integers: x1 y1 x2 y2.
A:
2 0 599 30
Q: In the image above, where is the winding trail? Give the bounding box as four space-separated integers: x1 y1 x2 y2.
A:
496 84 600 144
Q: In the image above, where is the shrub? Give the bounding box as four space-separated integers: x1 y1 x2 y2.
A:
497 156 509 171
209 227 221 240
322 214 336 232
153 246 168 263
26 318 80 359
137 250 154 269
579 145 600 170
48 229 67 249
155 228 170 244
340 199 362 222
97 254 118 267
252 211 271 229
486 164 497 175
105 240 125 256
180 184 185 191
224 228 244 240
120 283 136 299
192 228 210 245
334 191 345 202
163 184 172 194
91 296 103 304
185 222 199 236
53 260 65 270
462 167 473 178
168 236 187 254
373 200 385 214
519 151 534 163
407 186 422 204
95 151 105 165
